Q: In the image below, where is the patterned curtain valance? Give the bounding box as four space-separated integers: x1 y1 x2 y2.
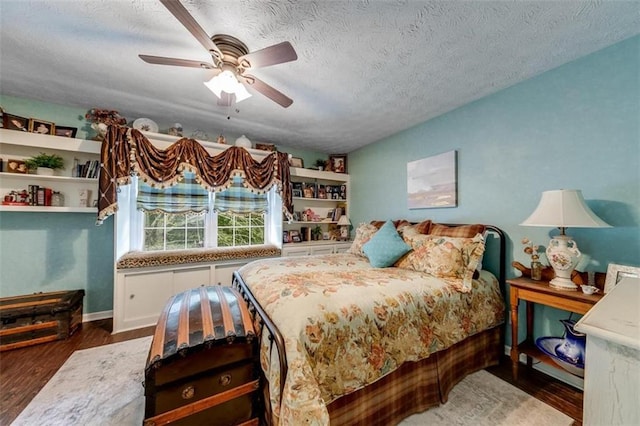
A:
97 126 292 224
137 171 210 214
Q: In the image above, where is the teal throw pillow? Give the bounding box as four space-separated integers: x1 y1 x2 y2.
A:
363 220 411 268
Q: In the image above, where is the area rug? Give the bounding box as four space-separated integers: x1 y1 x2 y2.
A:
13 336 573 425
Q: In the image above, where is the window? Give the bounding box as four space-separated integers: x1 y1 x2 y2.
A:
143 211 206 251
217 213 265 247
116 173 281 256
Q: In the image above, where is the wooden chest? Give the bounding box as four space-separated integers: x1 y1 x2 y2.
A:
0 290 85 352
144 286 261 426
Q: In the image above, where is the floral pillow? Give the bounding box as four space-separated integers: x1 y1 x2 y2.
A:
347 223 379 257
395 228 485 292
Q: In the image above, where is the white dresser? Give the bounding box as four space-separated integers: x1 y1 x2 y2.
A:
575 276 640 426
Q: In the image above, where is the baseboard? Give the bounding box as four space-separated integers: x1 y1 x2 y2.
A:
503 344 584 390
83 310 113 323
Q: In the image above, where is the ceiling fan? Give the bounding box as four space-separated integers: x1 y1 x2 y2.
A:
139 0 297 108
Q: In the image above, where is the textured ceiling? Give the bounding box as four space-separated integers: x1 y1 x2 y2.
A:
1 1 638 153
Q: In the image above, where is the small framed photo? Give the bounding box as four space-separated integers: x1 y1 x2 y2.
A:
329 154 347 173
604 263 640 293
255 142 276 152
283 231 290 244
29 118 55 135
318 185 327 199
6 159 28 174
290 230 301 243
55 126 78 138
289 157 304 168
3 113 29 131
292 189 303 198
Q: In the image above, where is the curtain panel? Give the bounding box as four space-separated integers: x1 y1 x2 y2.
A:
97 126 292 224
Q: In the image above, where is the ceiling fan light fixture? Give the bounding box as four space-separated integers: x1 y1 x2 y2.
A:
204 70 252 103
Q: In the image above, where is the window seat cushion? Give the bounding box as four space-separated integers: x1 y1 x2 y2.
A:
117 245 281 269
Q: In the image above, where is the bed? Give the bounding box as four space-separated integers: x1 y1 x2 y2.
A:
232 221 506 425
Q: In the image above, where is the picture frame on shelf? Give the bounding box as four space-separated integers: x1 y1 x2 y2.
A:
329 154 347 173
255 142 276 152
290 230 301 243
3 113 29 132
55 126 78 138
292 189 303 198
6 159 28 174
29 118 56 135
303 185 315 198
289 157 304 168
317 185 327 199
283 231 290 244
604 263 640 293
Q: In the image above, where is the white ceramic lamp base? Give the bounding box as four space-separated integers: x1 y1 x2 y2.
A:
547 235 581 291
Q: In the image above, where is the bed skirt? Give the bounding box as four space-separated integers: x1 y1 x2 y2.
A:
326 325 502 425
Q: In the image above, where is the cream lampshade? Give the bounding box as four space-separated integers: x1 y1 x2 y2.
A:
337 215 351 240
521 190 610 291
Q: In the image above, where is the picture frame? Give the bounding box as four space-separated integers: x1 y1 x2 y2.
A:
289 157 304 168
604 263 640 293
329 154 347 173
55 126 78 138
283 231 290 244
3 113 29 132
290 230 301 243
6 159 28 174
292 189 303 198
407 150 457 209
255 142 276 152
29 118 56 135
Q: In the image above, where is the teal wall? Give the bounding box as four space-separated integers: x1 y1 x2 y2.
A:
0 96 325 314
349 36 640 342
0 213 115 313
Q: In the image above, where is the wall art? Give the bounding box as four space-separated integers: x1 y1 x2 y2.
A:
407 150 457 209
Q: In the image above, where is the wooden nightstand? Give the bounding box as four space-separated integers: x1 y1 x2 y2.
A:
508 277 603 380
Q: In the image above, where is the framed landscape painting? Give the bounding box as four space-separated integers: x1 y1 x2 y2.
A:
407 150 457 209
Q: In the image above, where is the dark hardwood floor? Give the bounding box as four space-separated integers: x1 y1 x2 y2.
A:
0 320 583 425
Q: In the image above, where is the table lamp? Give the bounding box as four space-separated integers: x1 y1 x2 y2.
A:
520 189 610 290
337 215 351 240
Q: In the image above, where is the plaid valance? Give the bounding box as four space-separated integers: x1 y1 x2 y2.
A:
137 171 209 214
214 176 268 215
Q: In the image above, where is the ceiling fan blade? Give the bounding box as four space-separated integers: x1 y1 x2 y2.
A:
240 74 293 108
217 92 233 107
159 0 223 60
139 54 216 69
238 41 297 70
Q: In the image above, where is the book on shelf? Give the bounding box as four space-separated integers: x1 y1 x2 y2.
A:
75 159 100 178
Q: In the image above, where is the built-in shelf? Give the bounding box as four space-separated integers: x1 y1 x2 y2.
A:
0 206 96 213
0 128 101 154
293 196 346 202
0 172 97 183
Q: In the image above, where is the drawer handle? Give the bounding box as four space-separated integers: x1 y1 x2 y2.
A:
182 385 195 400
219 374 232 386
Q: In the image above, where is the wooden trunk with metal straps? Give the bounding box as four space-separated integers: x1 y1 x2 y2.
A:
143 286 260 426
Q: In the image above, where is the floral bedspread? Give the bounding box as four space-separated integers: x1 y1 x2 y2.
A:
237 253 505 425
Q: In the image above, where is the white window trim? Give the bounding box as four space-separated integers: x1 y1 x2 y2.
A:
116 175 281 257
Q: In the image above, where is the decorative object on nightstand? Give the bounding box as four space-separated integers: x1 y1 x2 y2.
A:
521 189 611 291
521 238 543 280
535 319 586 377
337 215 350 240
